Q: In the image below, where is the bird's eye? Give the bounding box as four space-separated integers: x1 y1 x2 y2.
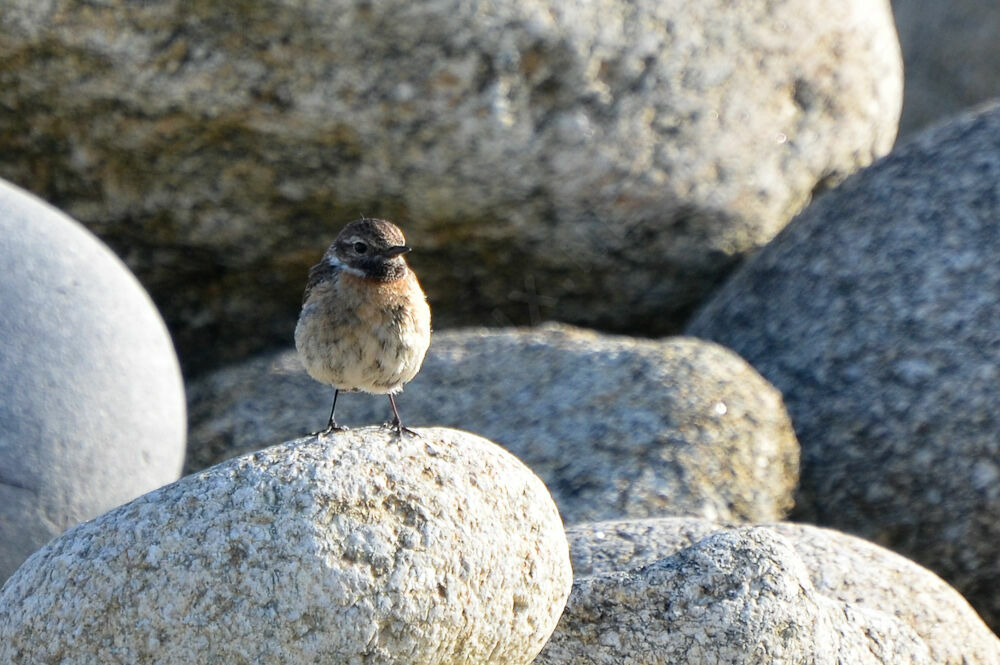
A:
353 242 368 254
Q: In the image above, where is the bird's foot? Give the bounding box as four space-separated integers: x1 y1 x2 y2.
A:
313 422 349 438
382 420 420 437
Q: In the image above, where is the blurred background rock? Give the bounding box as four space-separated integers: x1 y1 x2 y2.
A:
891 0 1000 138
0 179 186 584
688 100 1000 633
0 0 902 376
186 325 801 526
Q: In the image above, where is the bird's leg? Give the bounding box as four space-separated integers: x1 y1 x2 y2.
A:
314 389 349 436
387 394 419 437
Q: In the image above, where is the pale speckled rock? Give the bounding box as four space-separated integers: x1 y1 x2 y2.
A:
686 102 1000 631
0 427 572 665
187 324 799 526
892 0 1000 136
536 525 936 665
561 518 1000 665
0 179 186 585
1 0 902 372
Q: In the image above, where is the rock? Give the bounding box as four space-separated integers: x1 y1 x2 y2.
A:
0 179 186 585
892 0 1000 136
1 0 902 372
561 518 1000 665
686 102 1000 630
0 428 572 665
537 524 937 665
188 324 799 526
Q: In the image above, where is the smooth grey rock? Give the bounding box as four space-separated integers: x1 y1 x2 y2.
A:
0 179 185 584
563 518 1000 665
188 324 800 526
536 524 935 665
0 428 572 665
892 1 1000 136
686 102 1000 631
1 0 902 372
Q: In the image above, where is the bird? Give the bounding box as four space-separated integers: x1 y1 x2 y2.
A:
294 218 431 436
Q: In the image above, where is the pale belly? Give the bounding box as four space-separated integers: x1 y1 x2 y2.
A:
294 279 431 394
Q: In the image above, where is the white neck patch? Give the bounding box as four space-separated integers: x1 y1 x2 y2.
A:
327 254 365 277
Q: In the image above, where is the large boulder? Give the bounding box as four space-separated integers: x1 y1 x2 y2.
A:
188 325 799 526
538 525 935 665
539 518 1000 665
0 179 186 585
892 0 1000 136
0 428 572 664
687 102 1000 630
1 0 902 372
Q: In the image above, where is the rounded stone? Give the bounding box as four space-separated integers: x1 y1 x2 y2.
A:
560 518 1000 665
687 101 1000 631
0 428 573 665
0 179 186 584
538 524 938 665
188 324 800 526
0 0 902 372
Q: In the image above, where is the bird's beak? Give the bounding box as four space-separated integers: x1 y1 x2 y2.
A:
384 245 411 257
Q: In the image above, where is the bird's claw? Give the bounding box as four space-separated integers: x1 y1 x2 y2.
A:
313 423 349 438
383 421 420 437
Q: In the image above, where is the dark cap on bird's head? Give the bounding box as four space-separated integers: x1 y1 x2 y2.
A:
327 218 412 282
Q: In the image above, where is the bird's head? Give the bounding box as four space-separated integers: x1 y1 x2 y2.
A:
327 218 412 282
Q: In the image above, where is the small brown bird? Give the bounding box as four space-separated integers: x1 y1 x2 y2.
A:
295 218 431 436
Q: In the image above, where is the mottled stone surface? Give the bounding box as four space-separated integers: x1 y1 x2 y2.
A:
0 428 572 665
537 524 937 665
188 324 799 526
0 179 185 585
1 0 901 372
892 0 1000 136
687 102 1000 630
562 518 1000 665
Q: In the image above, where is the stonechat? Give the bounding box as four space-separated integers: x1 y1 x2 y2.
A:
295 218 431 435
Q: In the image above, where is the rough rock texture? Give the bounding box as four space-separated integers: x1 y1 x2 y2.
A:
188 324 799 526
687 102 1000 631
0 0 902 372
536 525 937 665
0 179 186 585
561 518 1000 665
892 0 1000 136
0 428 572 665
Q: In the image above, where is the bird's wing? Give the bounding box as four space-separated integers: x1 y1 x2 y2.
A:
302 259 338 305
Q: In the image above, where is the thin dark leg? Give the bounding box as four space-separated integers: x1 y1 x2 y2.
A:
387 394 418 437
327 389 340 428
314 389 349 436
